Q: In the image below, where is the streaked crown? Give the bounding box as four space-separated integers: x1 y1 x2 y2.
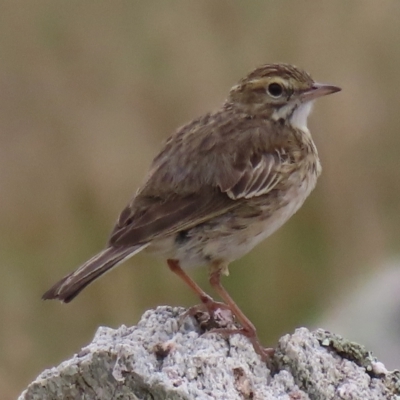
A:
227 63 340 119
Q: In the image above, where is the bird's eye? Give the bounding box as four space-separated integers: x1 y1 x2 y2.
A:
267 82 283 98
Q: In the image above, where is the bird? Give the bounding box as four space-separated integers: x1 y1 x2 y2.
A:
43 63 341 360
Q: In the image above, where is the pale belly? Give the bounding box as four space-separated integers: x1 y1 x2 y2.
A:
147 170 318 268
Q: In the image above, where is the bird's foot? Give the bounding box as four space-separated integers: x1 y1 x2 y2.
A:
180 295 234 330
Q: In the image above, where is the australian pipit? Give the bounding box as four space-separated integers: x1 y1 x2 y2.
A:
43 63 340 360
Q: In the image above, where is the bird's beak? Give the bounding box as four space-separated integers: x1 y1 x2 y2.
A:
301 82 341 102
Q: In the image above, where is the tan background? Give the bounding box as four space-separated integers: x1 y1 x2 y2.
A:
1 1 400 397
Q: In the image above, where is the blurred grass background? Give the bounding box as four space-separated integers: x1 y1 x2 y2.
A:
2 1 400 397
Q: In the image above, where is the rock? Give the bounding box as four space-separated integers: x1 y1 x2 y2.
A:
18 306 400 400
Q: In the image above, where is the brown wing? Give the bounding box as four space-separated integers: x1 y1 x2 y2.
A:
222 151 282 200
109 189 237 246
109 109 295 247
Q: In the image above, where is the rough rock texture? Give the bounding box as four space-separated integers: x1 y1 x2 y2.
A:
19 306 400 400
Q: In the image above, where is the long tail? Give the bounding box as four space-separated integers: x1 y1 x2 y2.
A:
42 244 148 303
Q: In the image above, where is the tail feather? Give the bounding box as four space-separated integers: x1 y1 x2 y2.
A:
42 244 148 303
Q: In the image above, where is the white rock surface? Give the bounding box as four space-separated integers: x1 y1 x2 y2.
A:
19 306 400 400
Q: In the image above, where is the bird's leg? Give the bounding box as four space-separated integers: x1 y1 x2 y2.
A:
167 259 231 321
208 262 275 361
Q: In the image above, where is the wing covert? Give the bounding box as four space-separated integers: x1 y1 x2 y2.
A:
222 152 282 200
109 110 293 247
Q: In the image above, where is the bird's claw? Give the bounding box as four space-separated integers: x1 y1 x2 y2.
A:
179 299 234 330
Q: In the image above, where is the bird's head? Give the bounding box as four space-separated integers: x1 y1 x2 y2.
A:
227 63 341 129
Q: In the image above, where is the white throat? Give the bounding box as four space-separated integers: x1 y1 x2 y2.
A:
272 101 314 131
290 101 314 130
